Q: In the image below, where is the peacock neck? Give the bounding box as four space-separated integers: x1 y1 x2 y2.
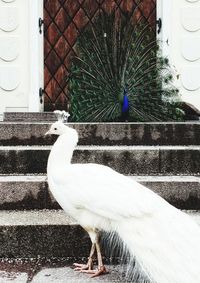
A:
48 133 77 170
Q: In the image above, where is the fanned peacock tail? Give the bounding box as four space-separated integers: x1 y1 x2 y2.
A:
69 6 184 122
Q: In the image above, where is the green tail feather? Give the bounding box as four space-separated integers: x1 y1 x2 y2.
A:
69 9 184 122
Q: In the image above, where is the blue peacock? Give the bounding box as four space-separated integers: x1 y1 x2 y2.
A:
69 8 184 122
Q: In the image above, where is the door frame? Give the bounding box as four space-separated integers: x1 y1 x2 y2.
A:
157 0 172 58
28 0 44 112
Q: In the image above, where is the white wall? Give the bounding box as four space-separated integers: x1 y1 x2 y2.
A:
164 0 200 110
0 0 43 120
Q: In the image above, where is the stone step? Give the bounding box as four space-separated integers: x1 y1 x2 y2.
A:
0 175 200 210
0 209 199 258
0 210 89 258
0 122 200 146
0 145 200 175
3 112 57 122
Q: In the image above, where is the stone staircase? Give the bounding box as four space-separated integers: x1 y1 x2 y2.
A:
0 116 200 260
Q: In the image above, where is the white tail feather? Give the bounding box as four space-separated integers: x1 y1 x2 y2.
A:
116 209 200 283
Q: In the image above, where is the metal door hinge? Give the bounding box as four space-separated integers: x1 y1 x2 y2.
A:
156 18 162 34
39 18 44 34
39 88 44 104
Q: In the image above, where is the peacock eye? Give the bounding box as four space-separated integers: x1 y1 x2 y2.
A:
54 127 57 130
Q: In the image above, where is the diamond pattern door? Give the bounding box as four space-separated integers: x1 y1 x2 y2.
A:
44 0 156 111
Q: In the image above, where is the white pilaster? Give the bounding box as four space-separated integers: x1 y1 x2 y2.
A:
168 0 200 110
0 0 43 119
28 0 44 112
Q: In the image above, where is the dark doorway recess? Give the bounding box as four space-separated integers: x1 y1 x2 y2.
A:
43 0 156 111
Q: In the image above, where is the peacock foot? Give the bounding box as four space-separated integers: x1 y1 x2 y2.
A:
73 263 90 271
73 239 108 277
73 257 93 271
80 265 108 278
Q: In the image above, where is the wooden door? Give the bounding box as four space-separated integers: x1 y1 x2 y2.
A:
43 0 156 111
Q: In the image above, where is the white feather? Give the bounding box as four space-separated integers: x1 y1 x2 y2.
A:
47 123 200 283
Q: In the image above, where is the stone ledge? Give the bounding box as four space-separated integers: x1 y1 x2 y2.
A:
0 122 200 146
0 210 199 258
0 146 200 175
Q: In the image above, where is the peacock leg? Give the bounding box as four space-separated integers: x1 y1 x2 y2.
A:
81 235 108 277
73 243 95 271
91 241 108 277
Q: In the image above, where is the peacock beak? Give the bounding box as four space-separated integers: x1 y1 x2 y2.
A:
45 130 51 136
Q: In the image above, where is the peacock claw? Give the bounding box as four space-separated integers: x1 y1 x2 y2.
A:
81 265 108 278
73 264 88 271
73 262 93 271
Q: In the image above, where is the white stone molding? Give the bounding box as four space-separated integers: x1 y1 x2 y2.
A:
0 37 19 61
0 66 19 91
186 0 200 3
0 7 18 32
181 37 200 61
1 0 16 3
0 0 33 115
181 66 200 91
181 7 200 32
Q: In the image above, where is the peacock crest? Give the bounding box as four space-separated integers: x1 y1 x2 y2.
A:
54 110 70 123
69 6 184 122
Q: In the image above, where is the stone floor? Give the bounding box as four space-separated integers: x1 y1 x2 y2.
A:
0 259 124 283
